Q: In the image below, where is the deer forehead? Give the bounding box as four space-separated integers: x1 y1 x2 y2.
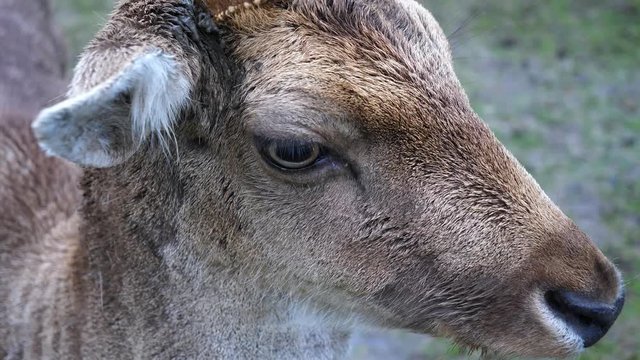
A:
216 0 469 135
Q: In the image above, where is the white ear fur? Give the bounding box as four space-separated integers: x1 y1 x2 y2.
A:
32 50 191 168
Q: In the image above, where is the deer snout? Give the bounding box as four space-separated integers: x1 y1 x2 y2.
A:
544 289 625 347
532 225 624 350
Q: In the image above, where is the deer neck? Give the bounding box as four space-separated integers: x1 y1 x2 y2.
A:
79 159 351 359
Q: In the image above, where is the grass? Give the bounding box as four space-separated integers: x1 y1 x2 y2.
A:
54 1 639 358
52 0 113 64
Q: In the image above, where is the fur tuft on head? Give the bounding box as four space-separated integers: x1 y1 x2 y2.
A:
206 0 273 21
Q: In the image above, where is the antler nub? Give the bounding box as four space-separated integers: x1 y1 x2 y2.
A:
214 0 268 22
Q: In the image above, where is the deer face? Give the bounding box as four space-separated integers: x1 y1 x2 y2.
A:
33 0 623 357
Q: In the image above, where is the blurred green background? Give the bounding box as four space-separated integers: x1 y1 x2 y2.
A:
53 0 639 359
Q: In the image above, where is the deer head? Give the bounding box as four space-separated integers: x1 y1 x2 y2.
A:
32 0 623 357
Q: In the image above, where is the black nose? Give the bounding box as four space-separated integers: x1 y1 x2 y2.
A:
545 290 625 347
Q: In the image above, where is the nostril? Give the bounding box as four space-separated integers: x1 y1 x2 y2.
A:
544 290 625 347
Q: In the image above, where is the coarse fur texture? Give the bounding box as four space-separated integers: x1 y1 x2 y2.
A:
1 0 625 359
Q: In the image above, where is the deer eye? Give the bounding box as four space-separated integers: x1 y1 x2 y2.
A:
262 139 323 170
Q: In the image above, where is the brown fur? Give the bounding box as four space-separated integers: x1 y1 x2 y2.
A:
1 0 623 358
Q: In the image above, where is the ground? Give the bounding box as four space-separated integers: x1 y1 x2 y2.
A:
53 1 640 359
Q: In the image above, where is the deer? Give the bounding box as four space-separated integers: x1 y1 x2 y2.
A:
0 0 625 358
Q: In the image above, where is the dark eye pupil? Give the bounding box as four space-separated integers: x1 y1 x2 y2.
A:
275 144 314 163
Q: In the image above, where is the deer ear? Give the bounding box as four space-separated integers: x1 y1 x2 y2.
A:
32 47 193 168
